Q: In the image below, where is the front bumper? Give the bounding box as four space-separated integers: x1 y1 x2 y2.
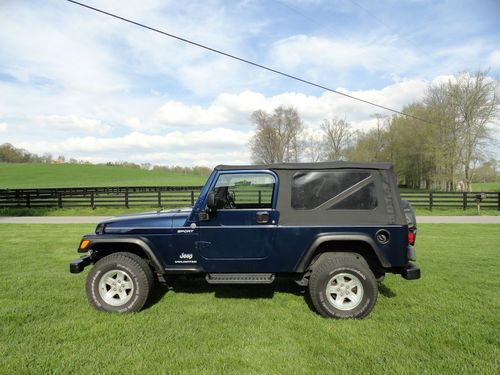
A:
402 263 421 280
69 255 92 273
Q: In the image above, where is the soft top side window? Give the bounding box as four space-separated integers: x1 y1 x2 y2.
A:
212 173 276 209
292 171 377 210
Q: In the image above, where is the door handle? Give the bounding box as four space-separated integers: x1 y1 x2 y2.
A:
256 211 269 224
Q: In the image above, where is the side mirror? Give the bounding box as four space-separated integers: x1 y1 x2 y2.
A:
207 191 216 210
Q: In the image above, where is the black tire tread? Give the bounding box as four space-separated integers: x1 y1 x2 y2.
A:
309 253 378 319
115 252 155 288
86 253 152 313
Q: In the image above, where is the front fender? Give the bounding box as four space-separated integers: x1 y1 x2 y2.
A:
78 234 165 273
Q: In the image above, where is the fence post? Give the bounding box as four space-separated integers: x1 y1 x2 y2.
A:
58 192 63 208
498 192 500 211
258 190 262 205
463 192 467 211
191 191 195 206
125 188 129 208
157 191 162 208
26 192 30 208
429 192 433 211
90 192 95 209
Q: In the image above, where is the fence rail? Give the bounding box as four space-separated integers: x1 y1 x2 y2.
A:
0 186 499 210
400 191 500 210
0 186 204 209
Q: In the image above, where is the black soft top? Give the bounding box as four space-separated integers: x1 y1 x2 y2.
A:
216 161 393 171
216 161 404 225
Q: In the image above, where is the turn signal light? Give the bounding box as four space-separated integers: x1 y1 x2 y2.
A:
79 240 90 249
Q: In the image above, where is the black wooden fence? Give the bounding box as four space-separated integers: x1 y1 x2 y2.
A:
0 186 203 209
401 191 500 211
0 186 499 210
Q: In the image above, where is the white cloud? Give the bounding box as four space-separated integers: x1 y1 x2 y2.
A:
489 50 500 69
154 101 227 127
270 34 420 76
34 115 112 135
14 128 252 167
0 123 8 133
269 34 500 84
0 2 128 94
150 79 430 130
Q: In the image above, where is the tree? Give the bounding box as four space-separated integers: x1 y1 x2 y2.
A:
302 133 324 162
449 70 499 191
0 143 38 163
386 103 437 189
425 82 460 191
321 117 352 160
41 153 53 163
473 159 499 183
344 114 389 163
249 106 303 163
385 70 499 191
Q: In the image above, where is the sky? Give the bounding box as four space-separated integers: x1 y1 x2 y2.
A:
0 0 499 166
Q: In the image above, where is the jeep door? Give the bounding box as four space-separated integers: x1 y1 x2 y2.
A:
197 171 279 272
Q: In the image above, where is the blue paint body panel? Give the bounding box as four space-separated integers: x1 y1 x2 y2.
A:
90 168 413 275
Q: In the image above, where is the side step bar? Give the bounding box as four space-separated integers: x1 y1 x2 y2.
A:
206 273 275 284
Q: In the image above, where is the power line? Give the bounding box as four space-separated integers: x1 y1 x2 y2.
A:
273 0 413 82
66 0 431 123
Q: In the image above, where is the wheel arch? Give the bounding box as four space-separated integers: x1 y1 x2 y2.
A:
85 237 164 274
295 233 390 273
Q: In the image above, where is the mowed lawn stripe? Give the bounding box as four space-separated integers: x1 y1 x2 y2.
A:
0 224 498 374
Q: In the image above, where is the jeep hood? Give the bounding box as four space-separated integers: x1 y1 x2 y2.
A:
100 208 192 232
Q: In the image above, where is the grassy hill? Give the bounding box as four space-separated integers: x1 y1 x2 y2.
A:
1 162 498 191
0 163 208 188
472 182 500 191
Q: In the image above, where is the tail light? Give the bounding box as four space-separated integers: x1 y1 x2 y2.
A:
408 231 415 246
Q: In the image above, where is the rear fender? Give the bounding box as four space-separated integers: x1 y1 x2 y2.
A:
295 232 390 272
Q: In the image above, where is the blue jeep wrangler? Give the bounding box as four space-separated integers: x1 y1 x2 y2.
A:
70 162 420 319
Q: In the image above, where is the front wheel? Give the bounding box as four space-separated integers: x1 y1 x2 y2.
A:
86 253 153 313
308 253 378 319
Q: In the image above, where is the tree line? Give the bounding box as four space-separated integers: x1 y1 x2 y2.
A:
250 70 499 191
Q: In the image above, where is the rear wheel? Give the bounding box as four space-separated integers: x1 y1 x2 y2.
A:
308 253 378 319
86 252 153 313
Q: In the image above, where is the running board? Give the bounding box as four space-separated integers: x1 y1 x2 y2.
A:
206 273 275 284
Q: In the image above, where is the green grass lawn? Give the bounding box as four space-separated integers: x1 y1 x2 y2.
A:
472 182 500 191
0 163 208 188
414 207 500 216
0 224 498 374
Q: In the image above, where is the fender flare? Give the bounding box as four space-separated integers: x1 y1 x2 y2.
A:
81 235 164 273
294 232 390 272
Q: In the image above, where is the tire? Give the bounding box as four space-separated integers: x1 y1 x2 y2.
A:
118 252 156 289
308 252 378 319
86 252 153 313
